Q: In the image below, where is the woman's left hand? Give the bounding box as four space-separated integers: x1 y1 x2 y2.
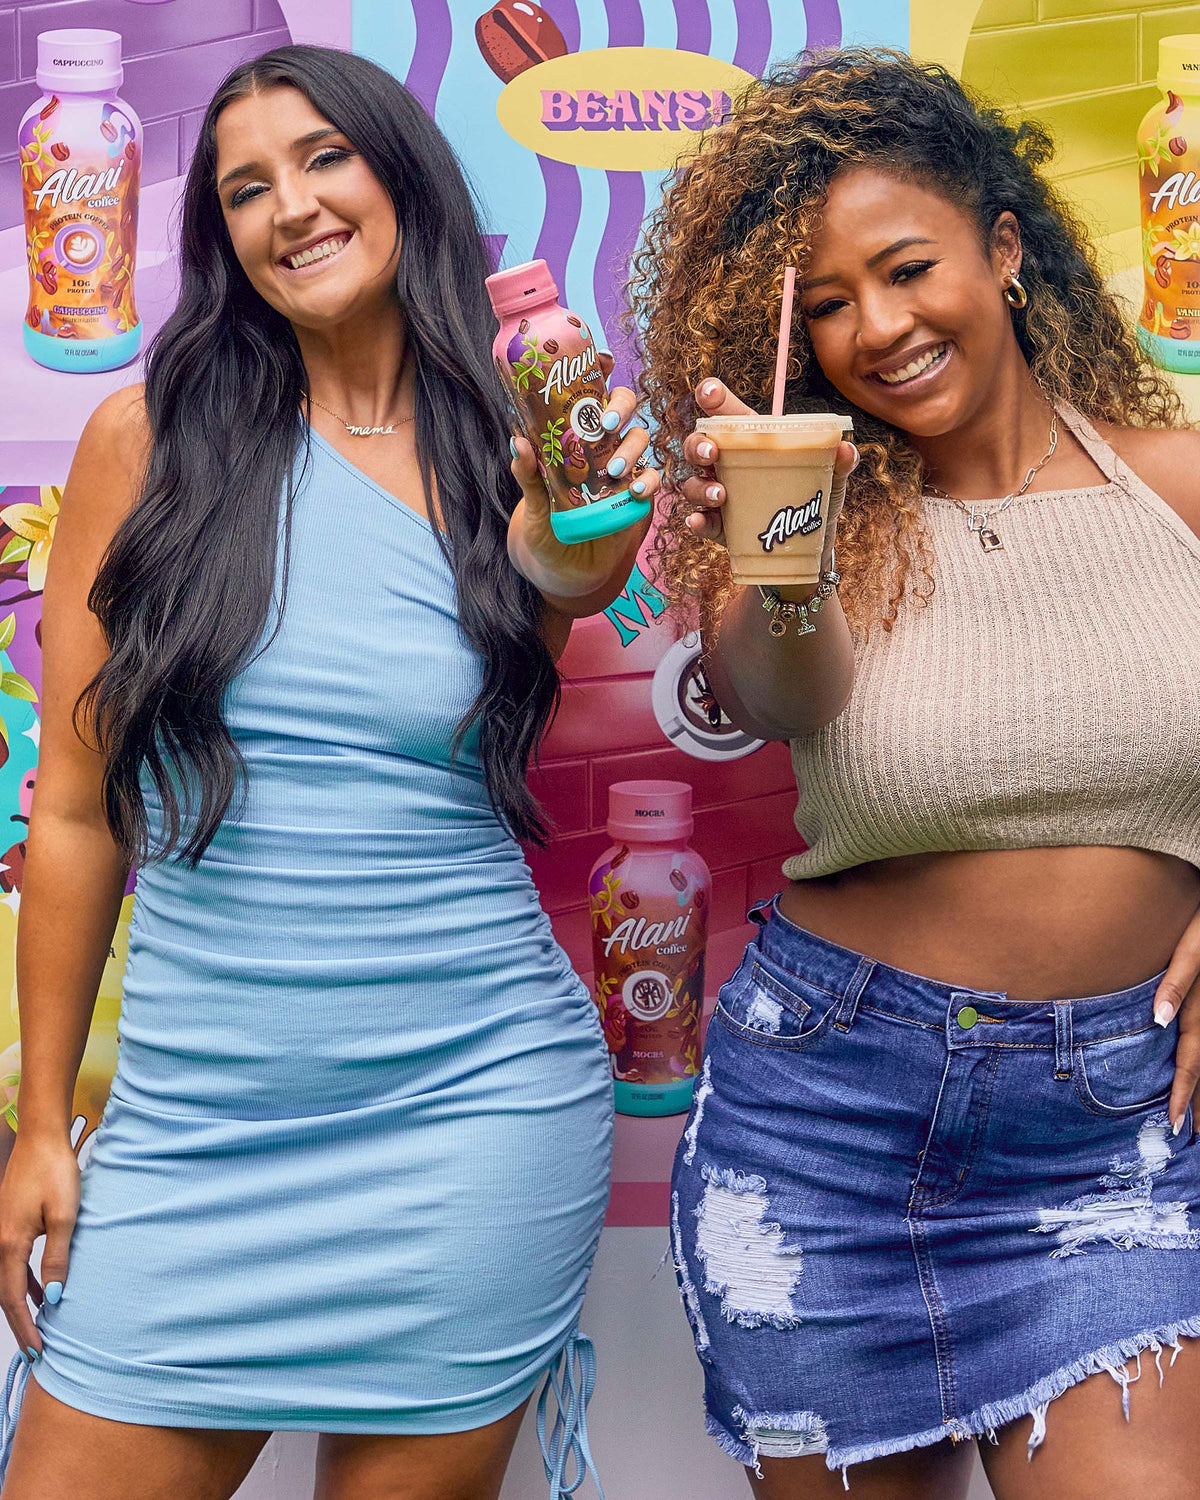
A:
1154 908 1200 1134
507 359 658 606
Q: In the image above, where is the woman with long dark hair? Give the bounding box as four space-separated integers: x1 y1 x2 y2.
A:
0 45 655 1499
635 47 1200 1499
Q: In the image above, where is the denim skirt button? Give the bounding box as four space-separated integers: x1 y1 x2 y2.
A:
956 1005 978 1030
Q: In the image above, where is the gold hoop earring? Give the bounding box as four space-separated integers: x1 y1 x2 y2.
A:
1004 273 1028 310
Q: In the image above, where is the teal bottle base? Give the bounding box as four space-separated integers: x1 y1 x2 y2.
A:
23 322 142 373
550 490 651 544
614 1077 696 1117
1136 324 1200 376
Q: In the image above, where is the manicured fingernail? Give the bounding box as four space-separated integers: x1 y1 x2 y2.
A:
25 1346 39 1363
18 1351 29 1367
601 409 621 431
509 438 518 458
44 1281 63 1305
1174 1115 1186 1136
607 456 626 477
700 380 720 399
697 440 715 461
1155 1001 1175 1028
630 478 646 495
706 484 722 504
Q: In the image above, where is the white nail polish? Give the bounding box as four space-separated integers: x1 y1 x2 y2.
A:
1155 1001 1175 1028
1174 1116 1185 1137
698 441 714 461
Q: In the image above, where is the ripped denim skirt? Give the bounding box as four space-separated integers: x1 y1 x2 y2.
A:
670 900 1200 1480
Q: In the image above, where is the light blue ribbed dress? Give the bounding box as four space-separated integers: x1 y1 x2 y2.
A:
3 431 612 1494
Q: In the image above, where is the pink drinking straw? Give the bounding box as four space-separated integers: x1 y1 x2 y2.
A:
771 265 797 416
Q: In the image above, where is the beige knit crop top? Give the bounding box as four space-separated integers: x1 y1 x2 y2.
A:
783 404 1200 880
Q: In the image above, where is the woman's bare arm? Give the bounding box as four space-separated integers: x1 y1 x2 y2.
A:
0 386 145 1352
680 380 856 741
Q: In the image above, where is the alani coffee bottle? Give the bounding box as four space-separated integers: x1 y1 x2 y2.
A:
486 258 652 544
589 781 711 1117
19 29 141 372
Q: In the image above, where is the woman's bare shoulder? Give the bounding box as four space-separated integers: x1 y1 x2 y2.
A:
67 384 149 507
1094 419 1200 538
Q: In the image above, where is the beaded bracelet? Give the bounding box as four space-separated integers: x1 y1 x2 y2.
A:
758 571 841 638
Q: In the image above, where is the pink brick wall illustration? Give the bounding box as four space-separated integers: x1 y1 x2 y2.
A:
527 606 804 987
0 0 291 230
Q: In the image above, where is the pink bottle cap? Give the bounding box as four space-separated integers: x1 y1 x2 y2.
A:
37 30 123 93
485 258 559 317
607 780 694 843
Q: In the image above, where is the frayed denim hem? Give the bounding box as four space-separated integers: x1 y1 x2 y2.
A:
827 1315 1200 1474
706 1410 755 1466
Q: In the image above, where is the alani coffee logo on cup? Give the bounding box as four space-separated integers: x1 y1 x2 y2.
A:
758 492 824 552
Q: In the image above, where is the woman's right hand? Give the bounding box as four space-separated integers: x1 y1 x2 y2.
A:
680 378 859 565
0 1131 80 1358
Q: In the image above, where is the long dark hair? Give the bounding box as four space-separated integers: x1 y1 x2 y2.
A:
81 45 558 863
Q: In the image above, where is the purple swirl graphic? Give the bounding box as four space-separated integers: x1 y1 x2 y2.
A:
533 0 582 295
544 0 580 52
590 0 647 389
673 0 712 55
603 0 645 46
803 0 842 50
404 0 452 116
594 171 646 394
733 0 773 77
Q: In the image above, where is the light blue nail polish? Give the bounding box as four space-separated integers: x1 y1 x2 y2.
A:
601 409 621 432
44 1281 63 1305
509 438 518 458
18 1351 29 1367
25 1346 39 1363
630 478 646 495
607 456 626 478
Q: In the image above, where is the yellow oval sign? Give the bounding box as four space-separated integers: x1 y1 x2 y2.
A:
497 47 755 172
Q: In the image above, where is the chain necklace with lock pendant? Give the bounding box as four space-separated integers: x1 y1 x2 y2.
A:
924 410 1058 551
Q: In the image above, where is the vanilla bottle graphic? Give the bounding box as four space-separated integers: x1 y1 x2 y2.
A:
19 30 142 372
589 781 710 1117
1138 35 1200 373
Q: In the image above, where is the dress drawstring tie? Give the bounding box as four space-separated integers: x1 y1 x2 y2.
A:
0 1350 31 1487
537 1330 604 1498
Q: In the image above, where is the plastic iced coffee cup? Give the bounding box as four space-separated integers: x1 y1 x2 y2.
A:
696 413 852 586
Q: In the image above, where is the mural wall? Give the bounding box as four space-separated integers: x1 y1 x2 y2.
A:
2 0 1195 1246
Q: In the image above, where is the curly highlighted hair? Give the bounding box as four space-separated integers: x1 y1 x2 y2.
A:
629 47 1182 636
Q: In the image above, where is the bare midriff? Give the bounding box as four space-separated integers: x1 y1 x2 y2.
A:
779 846 1200 1001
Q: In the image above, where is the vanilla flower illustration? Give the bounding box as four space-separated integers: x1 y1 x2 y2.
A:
1 485 61 592
589 870 623 934
19 124 53 189
1172 222 1200 261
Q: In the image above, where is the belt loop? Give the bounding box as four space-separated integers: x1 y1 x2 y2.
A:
835 957 874 1032
1053 999 1073 1080
747 897 774 928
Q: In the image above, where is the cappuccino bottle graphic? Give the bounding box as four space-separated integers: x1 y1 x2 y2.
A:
589 781 710 1117
486 259 652 543
1138 36 1200 373
19 30 142 372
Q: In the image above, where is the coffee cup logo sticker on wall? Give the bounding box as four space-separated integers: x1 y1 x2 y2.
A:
651 632 764 762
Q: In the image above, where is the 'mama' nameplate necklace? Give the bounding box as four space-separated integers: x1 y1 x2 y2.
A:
306 393 415 437
924 410 1058 552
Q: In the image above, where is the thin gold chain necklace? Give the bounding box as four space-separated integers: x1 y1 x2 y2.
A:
925 411 1058 552
305 393 415 438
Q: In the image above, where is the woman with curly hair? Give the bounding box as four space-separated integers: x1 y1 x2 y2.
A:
633 46 1200 1500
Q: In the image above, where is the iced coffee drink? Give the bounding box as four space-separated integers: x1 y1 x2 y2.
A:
697 413 851 586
